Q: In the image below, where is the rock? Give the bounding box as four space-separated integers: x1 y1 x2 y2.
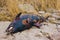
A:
0 21 60 40
38 11 45 14
18 4 37 14
0 21 49 40
52 13 60 19
48 17 60 24
40 23 57 34
58 25 60 28
56 25 60 32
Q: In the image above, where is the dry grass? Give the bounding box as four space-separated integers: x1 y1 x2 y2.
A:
0 0 60 21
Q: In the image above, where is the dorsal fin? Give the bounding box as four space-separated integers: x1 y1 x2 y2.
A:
16 12 22 18
15 12 22 20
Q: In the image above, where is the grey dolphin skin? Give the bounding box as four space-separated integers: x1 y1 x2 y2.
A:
6 12 47 35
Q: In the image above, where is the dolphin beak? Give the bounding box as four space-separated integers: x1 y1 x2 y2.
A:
8 27 13 31
6 26 14 35
6 26 13 33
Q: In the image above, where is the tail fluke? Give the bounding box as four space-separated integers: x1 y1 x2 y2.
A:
42 13 51 21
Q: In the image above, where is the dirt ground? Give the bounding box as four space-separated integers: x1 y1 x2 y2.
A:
0 21 60 40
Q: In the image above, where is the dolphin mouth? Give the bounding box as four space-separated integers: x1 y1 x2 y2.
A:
6 26 14 35
6 26 14 34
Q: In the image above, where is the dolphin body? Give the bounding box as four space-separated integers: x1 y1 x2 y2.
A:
6 13 46 34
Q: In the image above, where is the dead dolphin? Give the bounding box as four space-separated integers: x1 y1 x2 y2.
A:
6 12 47 35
